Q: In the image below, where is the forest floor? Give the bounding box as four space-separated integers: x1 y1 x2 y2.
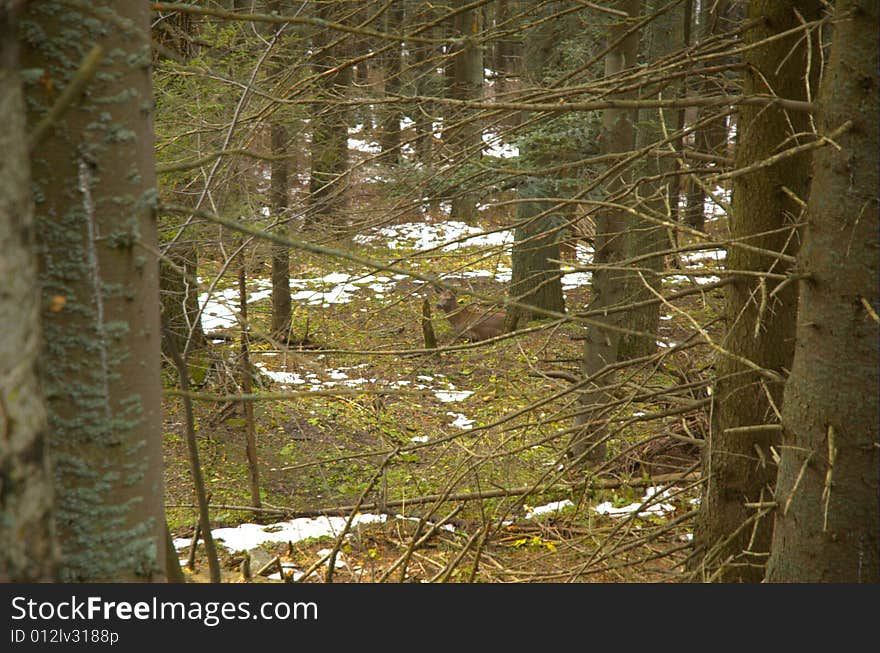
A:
162 131 729 583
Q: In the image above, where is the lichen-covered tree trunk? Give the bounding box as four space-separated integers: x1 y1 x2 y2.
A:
0 5 57 582
691 0 821 583
619 0 685 359
765 0 879 583
568 0 640 466
20 0 166 581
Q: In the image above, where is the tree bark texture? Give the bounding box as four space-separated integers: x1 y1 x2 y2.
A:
692 0 822 583
619 0 685 359
569 0 640 467
446 0 483 223
20 0 166 581
765 0 879 583
0 6 57 582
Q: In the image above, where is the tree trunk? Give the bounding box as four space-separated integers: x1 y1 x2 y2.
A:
765 0 878 583
505 181 566 328
682 0 733 231
270 117 291 337
160 239 205 356
379 1 404 165
0 7 57 582
307 8 350 230
238 256 262 513
446 0 483 223
21 0 166 581
267 1 291 337
691 0 822 583
568 0 640 467
619 0 685 359
410 2 440 169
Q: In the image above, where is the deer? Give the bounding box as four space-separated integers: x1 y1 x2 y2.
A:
435 288 506 342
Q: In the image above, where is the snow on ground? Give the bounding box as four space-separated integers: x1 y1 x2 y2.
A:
446 412 475 429
561 271 592 290
705 185 731 221
482 130 519 159
348 137 382 154
434 389 474 403
200 219 603 331
354 220 514 252
680 248 726 266
172 514 388 554
666 273 721 286
592 486 676 518
525 499 574 519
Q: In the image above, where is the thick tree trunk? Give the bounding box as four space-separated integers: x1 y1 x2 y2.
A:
568 0 640 467
765 0 879 583
691 0 821 583
0 7 57 582
21 0 166 581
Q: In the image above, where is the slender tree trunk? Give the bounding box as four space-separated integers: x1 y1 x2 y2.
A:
0 6 57 582
503 3 569 328
411 3 439 168
308 8 350 230
505 181 566 328
238 256 262 512
691 0 822 583
682 0 732 231
154 10 205 357
21 0 166 581
569 0 640 467
267 0 291 337
270 117 291 336
160 239 205 356
765 0 879 583
379 1 404 165
446 0 483 223
619 0 685 359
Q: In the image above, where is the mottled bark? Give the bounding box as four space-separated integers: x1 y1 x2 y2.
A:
0 6 57 582
692 0 822 582
21 0 166 581
765 0 879 583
